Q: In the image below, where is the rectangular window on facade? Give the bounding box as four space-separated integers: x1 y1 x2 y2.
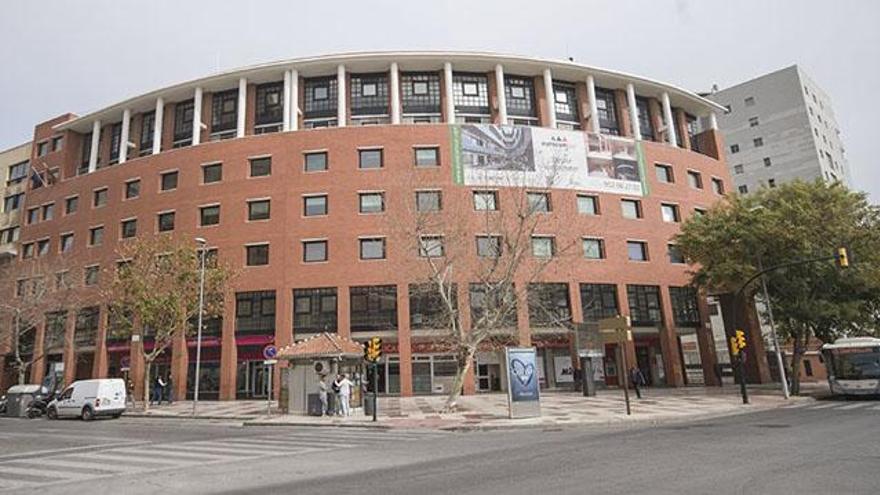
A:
414 147 440 167
768 178 776 188
621 199 642 219
63 196 78 215
635 97 654 140
744 96 755 107
51 136 62 151
553 82 579 125
249 157 272 177
41 203 54 221
84 266 100 287
504 75 537 119
687 171 703 189
37 239 50 256
739 185 749 194
27 207 38 225
22 243 34 259
108 123 122 164
749 116 759 127
60 233 73 254
580 283 619 322
476 235 502 257
661 203 680 223
245 244 269 266
418 235 444 258
730 144 739 154
235 290 276 334
358 149 383 169
350 285 398 332
527 283 571 327
712 178 725 195
125 180 140 199
160 171 178 191
655 164 674 183
409 283 456 329
152 210 174 232
401 72 442 115
3 193 23 212
668 244 685 264
469 283 517 328
1 226 20 244
173 99 194 146
293 288 337 332
627 285 662 326
452 73 490 116
526 192 551 213
37 141 48 157
764 157 772 167
359 192 385 214
248 199 271 221
669 286 700 327
93 188 108 207
303 195 328 216
694 207 707 217
576 195 599 215
304 152 328 172
211 90 238 134
121 219 137 239
594 87 620 135
359 238 386 260
473 191 498 211
415 190 442 212
583 238 605 259
753 137 764 147
734 164 744 175
8 161 29 184
303 76 337 121
140 111 155 154
255 82 284 128
627 241 648 261
89 226 104 246
200 205 220 226
202 163 222 184
303 240 328 262
531 236 555 258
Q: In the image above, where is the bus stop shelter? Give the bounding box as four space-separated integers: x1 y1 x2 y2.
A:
277 333 365 415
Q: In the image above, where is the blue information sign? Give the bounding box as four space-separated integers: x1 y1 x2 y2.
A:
262 345 277 360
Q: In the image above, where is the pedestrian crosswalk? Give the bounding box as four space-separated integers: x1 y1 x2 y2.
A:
783 400 880 412
0 428 446 491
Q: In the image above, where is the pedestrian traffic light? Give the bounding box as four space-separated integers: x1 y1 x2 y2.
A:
836 247 850 268
363 337 382 362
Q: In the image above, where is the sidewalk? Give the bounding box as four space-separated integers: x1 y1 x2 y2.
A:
125 384 817 430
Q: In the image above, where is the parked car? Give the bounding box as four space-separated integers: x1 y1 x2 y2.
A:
47 379 127 420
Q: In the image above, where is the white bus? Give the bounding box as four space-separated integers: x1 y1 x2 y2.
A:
820 337 880 397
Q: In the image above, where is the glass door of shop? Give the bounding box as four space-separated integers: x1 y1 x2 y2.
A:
237 361 271 399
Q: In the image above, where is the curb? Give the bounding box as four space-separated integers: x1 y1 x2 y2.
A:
123 413 259 421
242 421 392 429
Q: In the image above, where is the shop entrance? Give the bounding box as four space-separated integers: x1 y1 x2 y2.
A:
635 346 654 386
237 361 271 399
476 363 502 392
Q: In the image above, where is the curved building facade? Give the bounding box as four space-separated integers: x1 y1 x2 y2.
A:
6 52 731 399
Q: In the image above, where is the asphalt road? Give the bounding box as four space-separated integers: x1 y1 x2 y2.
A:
0 398 878 494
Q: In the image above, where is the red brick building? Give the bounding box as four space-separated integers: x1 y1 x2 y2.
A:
2 52 737 400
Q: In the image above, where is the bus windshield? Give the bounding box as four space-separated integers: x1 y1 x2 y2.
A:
830 349 880 380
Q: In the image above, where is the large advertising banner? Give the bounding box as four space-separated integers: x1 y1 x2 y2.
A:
505 347 541 418
451 124 648 196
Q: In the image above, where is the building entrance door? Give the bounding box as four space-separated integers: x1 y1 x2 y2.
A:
237 361 271 399
636 346 654 386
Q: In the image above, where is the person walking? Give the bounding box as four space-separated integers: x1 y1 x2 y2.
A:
317 375 329 416
336 373 354 417
630 367 646 399
164 373 174 405
151 374 166 405
331 374 343 416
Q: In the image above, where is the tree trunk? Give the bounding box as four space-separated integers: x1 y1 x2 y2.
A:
789 330 805 396
443 346 477 413
143 360 152 412
18 367 26 386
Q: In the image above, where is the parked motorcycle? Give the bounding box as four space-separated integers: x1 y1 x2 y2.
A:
25 392 53 419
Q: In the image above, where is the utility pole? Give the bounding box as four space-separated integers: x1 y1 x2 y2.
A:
192 237 207 417
757 256 790 399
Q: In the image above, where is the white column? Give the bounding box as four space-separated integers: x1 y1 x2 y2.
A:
709 112 718 130
237 77 247 138
494 64 507 125
542 68 556 129
662 91 677 147
192 87 203 145
390 62 401 125
119 109 131 164
586 75 600 133
337 64 346 127
88 120 101 173
443 62 455 123
152 97 164 154
626 83 641 140
290 69 299 131
282 70 291 132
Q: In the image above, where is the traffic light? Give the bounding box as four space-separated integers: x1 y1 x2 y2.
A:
729 336 740 356
363 337 383 362
836 247 850 268
735 329 747 351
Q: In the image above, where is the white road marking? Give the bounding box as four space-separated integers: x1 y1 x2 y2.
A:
838 402 871 410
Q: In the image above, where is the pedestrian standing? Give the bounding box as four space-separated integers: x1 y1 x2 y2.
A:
164 373 174 404
151 374 166 405
630 367 646 399
126 378 135 407
337 373 354 417
318 375 329 416
331 375 343 416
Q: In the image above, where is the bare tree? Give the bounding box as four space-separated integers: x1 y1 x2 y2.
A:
101 236 233 410
394 148 578 412
0 257 81 385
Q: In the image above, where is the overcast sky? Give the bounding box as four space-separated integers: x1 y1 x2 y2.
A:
1 0 877 201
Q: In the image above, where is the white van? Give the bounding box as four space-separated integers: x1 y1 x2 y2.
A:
47 379 127 420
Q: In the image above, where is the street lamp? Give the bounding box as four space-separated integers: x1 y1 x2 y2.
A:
192 237 208 416
748 206 790 399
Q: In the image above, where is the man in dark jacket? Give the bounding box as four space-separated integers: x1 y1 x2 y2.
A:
630 367 647 399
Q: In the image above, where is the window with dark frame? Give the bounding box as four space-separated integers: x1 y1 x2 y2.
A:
627 241 648 261
350 285 398 332
245 244 270 266
211 89 238 133
526 192 551 213
160 171 178 191
687 171 703 189
655 163 674 183
476 235 502 257
594 87 620 135
303 195 328 216
7 161 29 185
303 76 337 119
582 238 605 259
60 233 73 253
469 283 517 328
200 205 220 226
248 199 271 221
304 152 328 172
249 157 272 177
669 286 700 327
255 82 284 127
293 288 337 332
409 283 457 329
140 111 155 154
80 133 93 172
415 190 441 212
173 99 194 146
350 73 389 116
157 212 175 232
553 82 579 124
621 199 642 219
84 266 100 287
359 238 386 260
302 240 328 262
531 236 555 258
93 188 108 207
418 235 444 257
668 244 685 264
712 178 725 195
109 122 122 164
527 283 571 327
661 203 680 223
202 163 222 184
580 283 619 322
453 73 490 116
89 226 104 246
401 72 442 115
125 180 140 199
627 284 662 327
473 191 498 211
359 192 385 214
3 193 23 213
235 290 276 334
121 219 137 239
504 75 537 118
358 149 383 169
635 97 655 141
414 147 439 167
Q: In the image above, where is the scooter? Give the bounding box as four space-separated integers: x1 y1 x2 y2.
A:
25 392 53 419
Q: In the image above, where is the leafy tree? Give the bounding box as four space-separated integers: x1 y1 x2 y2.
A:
102 237 233 409
676 180 880 393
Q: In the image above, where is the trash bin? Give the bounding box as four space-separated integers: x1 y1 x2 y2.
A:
5 384 42 417
363 395 377 417
307 393 323 416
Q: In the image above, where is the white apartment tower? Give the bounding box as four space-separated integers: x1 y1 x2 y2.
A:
709 65 850 194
